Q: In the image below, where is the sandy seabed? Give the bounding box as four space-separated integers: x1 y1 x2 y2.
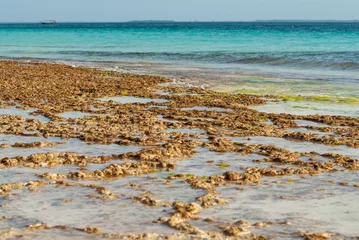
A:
0 60 358 239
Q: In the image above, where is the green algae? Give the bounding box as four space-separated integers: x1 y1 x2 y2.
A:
292 106 319 110
286 179 297 183
185 174 195 178
229 86 359 104
280 95 359 104
217 163 230 168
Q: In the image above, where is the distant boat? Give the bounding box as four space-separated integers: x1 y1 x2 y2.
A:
41 20 56 24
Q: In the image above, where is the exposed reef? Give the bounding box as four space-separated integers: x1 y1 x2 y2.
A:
0 60 358 239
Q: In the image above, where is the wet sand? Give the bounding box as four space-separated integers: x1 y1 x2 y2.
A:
0 60 358 239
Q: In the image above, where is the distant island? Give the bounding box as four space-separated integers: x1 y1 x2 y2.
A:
126 20 358 23
255 20 359 22
127 20 175 23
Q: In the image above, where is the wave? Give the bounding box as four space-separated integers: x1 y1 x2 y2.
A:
53 50 359 71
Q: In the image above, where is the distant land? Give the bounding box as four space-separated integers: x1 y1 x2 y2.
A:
255 20 359 22
126 20 359 23
127 20 175 23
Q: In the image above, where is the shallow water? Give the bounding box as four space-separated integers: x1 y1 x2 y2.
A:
191 172 359 238
230 136 359 159
174 147 266 176
284 127 332 138
0 134 142 159
294 120 329 127
5 183 173 234
251 100 359 117
99 96 168 104
0 106 50 123
57 111 108 119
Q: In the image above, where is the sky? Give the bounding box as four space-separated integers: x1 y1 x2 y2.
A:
0 0 358 22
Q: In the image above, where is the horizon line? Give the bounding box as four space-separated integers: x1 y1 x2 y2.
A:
1 19 359 24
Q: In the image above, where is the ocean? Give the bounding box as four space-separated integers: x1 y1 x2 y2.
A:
0 22 358 98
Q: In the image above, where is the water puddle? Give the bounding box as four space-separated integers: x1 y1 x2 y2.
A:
229 136 359 158
0 134 142 158
99 96 168 104
294 120 329 127
174 148 266 177
56 111 108 119
164 128 205 135
284 128 333 137
180 106 233 112
0 107 50 123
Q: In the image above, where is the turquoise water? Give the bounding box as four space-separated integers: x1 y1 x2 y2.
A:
0 22 358 96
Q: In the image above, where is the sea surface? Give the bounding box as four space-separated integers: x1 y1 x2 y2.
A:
0 22 358 98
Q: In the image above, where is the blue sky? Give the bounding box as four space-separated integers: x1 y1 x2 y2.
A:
0 0 358 22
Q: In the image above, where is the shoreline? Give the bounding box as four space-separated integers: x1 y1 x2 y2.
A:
2 56 359 107
0 60 358 239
